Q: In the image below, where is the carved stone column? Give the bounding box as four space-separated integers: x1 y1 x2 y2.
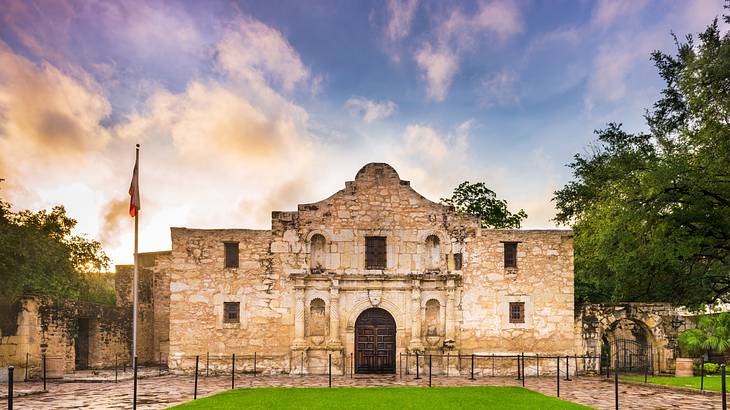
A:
445 278 456 342
409 278 424 351
292 281 307 349
327 278 342 349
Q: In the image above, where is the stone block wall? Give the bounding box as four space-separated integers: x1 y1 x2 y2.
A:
460 230 575 354
164 163 576 374
116 250 172 364
168 228 293 371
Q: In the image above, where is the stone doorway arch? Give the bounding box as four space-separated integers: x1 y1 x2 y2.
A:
355 308 396 374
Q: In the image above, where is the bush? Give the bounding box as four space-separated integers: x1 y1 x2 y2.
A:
693 362 721 375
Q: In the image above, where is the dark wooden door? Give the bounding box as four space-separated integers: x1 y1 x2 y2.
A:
355 308 396 373
75 318 89 370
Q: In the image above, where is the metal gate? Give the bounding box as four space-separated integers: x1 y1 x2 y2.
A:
613 337 651 373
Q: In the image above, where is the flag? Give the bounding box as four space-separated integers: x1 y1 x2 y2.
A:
129 153 140 217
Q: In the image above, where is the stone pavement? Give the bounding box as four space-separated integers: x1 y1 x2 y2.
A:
1 374 724 409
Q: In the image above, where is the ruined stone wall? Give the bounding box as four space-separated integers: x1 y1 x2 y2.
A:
116 250 172 364
168 228 292 371
459 230 575 355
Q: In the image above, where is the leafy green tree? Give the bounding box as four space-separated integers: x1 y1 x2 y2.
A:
679 313 730 356
0 189 112 305
441 181 527 228
554 8 730 308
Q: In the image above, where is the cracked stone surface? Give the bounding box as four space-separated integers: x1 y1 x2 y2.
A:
1 375 724 409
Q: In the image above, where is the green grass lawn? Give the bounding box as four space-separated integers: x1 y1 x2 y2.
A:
170 387 591 409
622 375 725 391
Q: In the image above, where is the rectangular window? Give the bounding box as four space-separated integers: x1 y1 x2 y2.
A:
509 302 525 324
504 242 518 268
224 242 239 268
224 302 240 323
453 253 463 270
365 236 387 270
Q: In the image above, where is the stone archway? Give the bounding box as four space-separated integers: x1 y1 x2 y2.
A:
355 308 396 374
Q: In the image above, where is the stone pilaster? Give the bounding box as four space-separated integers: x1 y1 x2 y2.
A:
327 278 342 349
409 278 424 351
445 278 456 342
292 280 307 349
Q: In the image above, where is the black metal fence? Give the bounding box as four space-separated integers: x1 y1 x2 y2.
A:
5 351 730 410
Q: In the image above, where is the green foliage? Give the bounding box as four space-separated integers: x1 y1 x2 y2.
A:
0 192 112 305
441 181 527 229
679 313 730 356
554 8 730 307
692 361 720 374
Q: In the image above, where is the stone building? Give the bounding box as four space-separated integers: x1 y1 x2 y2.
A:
159 163 576 374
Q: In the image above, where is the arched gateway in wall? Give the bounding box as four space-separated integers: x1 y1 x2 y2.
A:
355 308 396 374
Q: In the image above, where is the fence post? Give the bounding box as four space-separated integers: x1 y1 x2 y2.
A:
614 354 619 410
194 355 199 400
8 366 13 410
565 355 571 381
516 354 521 380
206 352 209 377
415 353 421 380
536 354 540 378
328 354 332 388
428 355 432 388
231 354 235 390
254 352 257 377
300 352 304 377
159 352 162 376
522 353 525 387
133 356 138 410
115 354 118 383
399 353 402 379
722 364 726 410
492 354 495 377
42 354 46 391
24 353 28 382
406 352 409 376
556 356 560 398
470 354 475 380
446 353 449 377
700 356 705 391
350 352 353 379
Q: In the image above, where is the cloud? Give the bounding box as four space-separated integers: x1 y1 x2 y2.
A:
216 17 310 93
479 70 519 108
345 97 397 123
414 0 523 101
385 0 419 42
591 0 649 29
414 44 458 101
100 198 129 246
0 42 111 155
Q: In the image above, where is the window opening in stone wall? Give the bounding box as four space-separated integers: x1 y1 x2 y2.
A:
425 299 441 336
453 253 463 270
224 302 240 323
425 235 440 272
503 242 518 269
509 302 525 323
310 234 326 273
224 242 239 268
309 298 326 336
366 236 387 270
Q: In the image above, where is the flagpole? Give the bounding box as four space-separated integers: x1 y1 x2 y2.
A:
132 144 139 362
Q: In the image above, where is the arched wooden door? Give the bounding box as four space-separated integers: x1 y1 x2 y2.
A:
355 308 396 374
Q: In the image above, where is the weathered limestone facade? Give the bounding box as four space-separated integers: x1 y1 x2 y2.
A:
166 163 575 374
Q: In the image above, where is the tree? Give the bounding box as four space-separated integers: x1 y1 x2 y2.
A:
554 8 730 308
0 190 112 305
679 313 730 357
441 181 527 228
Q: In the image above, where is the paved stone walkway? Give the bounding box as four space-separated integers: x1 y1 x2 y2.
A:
1 374 724 409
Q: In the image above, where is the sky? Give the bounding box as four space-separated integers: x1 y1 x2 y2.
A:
0 0 727 267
